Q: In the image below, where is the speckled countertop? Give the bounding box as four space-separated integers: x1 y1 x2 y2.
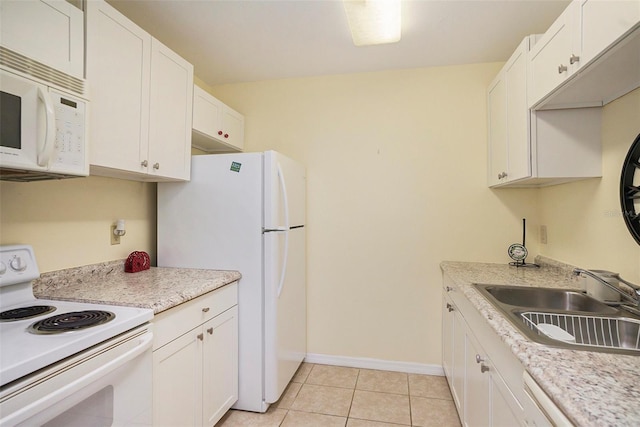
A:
441 256 640 427
33 260 241 314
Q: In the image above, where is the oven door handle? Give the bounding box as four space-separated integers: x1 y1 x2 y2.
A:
0 332 153 427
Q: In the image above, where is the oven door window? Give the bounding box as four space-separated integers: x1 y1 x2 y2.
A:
0 91 22 149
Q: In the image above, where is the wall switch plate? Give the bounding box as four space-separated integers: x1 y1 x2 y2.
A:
111 225 120 245
540 225 548 244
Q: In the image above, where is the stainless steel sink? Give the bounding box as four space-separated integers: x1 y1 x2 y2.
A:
479 285 618 314
474 284 640 355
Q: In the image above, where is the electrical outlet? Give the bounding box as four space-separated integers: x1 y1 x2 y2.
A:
111 225 120 245
540 225 548 244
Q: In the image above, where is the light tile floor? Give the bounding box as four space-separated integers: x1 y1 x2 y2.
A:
216 363 462 427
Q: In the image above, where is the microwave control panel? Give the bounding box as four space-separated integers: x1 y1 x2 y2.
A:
50 90 87 174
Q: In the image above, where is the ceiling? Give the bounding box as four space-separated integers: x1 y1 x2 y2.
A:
107 0 571 87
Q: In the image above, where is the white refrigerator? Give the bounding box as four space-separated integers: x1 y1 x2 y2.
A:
157 151 306 413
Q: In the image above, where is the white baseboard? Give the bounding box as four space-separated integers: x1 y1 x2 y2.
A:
303 353 444 376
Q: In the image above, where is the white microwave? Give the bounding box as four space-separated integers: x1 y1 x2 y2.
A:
0 68 89 181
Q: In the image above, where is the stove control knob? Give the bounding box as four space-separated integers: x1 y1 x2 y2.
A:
0 261 6 275
9 256 27 272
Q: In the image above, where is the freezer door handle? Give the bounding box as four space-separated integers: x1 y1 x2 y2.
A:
278 162 290 229
264 226 288 233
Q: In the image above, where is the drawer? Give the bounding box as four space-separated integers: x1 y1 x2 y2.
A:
153 281 238 350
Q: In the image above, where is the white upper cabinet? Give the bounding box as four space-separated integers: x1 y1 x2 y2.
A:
530 0 640 109
147 39 194 180
86 0 193 181
488 36 602 188
579 0 640 65
192 85 245 153
528 4 578 107
488 37 532 187
0 0 84 78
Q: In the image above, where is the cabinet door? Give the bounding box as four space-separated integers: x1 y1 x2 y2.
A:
579 0 640 65
153 329 203 426
193 85 224 140
487 74 507 186
222 106 245 150
148 38 194 180
86 0 151 174
203 306 239 426
442 295 455 380
505 41 530 183
491 373 523 427
464 332 490 427
452 309 466 414
0 0 83 78
529 5 576 107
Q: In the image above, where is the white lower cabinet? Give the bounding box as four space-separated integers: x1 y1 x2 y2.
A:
153 282 238 426
442 275 559 427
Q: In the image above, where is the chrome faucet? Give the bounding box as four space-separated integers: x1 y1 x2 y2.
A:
573 268 640 309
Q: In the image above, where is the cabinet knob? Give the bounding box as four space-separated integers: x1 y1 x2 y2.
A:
569 54 580 65
197 333 204 341
480 364 490 373
202 307 210 313
207 327 214 335
446 303 454 312
445 286 454 292
558 64 568 74
141 160 148 167
475 354 485 364
224 134 229 139
218 131 223 136
153 163 160 170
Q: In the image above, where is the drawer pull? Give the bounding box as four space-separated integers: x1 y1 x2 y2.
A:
446 303 454 312
197 333 204 341
207 327 214 335
202 307 210 313
558 64 568 74
480 364 490 373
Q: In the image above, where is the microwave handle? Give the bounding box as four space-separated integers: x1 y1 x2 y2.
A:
37 87 55 167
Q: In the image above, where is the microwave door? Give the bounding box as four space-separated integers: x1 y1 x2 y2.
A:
0 70 52 172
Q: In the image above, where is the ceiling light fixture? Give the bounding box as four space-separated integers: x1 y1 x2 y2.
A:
343 0 401 47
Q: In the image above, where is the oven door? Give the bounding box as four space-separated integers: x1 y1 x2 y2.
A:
0 325 153 427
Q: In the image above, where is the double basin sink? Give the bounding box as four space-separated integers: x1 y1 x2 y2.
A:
474 284 640 355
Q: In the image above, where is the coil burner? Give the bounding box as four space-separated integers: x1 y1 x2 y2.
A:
28 310 115 334
0 305 56 322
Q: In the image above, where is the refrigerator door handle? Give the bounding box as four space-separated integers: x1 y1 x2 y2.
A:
276 230 289 297
275 161 291 298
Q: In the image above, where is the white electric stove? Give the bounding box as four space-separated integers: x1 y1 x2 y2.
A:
0 245 154 426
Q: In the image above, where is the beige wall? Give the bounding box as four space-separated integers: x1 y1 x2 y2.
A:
0 177 157 272
538 88 640 281
211 63 541 365
3 63 635 368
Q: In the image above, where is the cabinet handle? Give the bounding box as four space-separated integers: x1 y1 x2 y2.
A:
141 160 148 167
558 64 568 74
207 327 214 335
475 354 485 364
480 364 490 373
569 54 580 65
446 303 454 312
197 333 204 341
153 163 160 170
218 131 223 136
202 307 210 313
